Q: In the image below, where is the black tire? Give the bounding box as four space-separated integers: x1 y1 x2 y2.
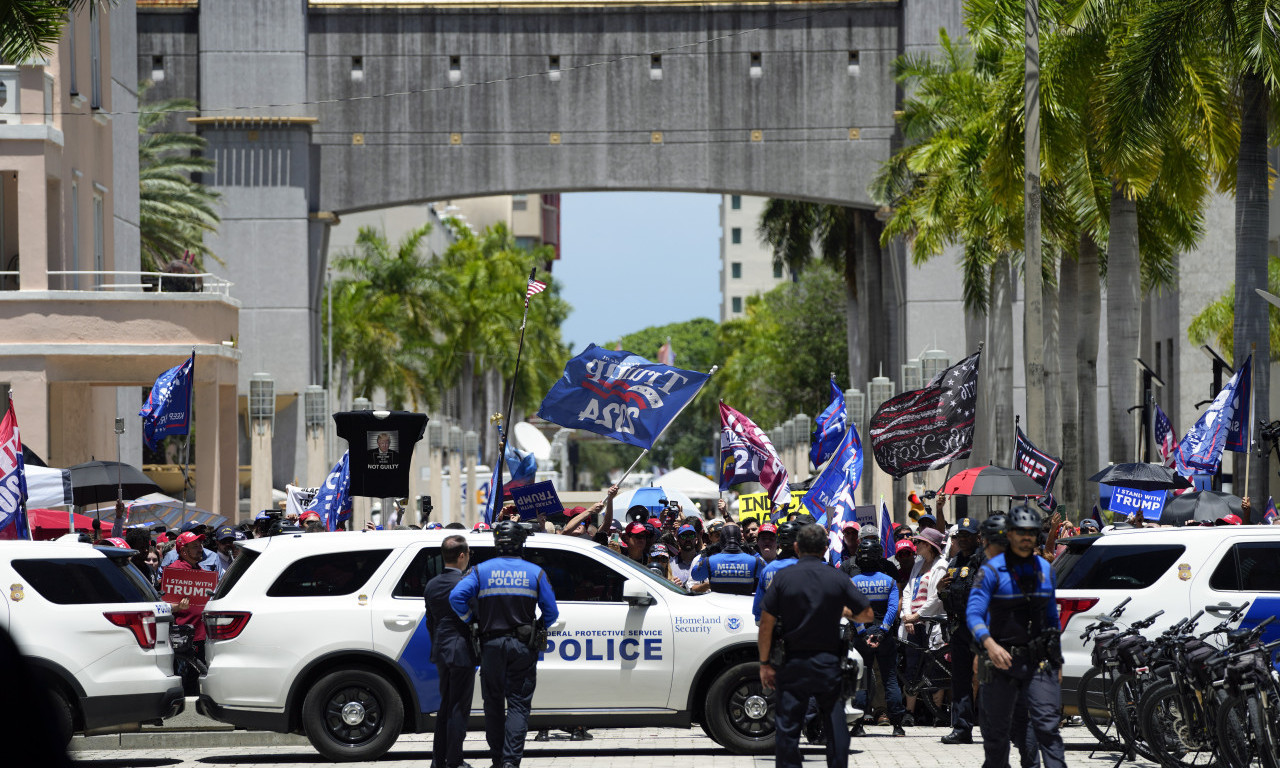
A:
703 661 775 755
1077 666 1121 749
1214 694 1252 768
301 668 404 762
1247 695 1279 768
48 686 75 747
1110 673 1158 762
1139 681 1218 768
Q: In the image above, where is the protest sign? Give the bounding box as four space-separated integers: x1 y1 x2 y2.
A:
509 480 563 520
162 569 219 609
737 492 769 521
1108 486 1166 521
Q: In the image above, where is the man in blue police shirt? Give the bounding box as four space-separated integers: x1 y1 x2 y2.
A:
690 523 764 595
966 506 1065 768
425 535 478 768
759 523 873 768
752 521 803 622
450 521 558 768
849 536 907 737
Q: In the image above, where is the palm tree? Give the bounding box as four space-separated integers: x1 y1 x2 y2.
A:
756 201 874 388
0 1 102 63
138 83 221 272
1108 0 1268 500
1188 257 1280 358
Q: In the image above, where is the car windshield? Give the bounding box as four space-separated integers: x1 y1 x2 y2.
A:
594 543 691 596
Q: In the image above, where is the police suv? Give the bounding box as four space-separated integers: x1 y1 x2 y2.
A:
0 540 185 744
1054 525 1280 694
197 530 786 761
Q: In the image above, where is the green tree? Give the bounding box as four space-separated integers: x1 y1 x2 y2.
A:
138 82 221 272
1188 257 1280 360
0 1 107 64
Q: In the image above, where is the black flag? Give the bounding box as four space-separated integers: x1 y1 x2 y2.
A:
1014 426 1062 499
869 351 981 478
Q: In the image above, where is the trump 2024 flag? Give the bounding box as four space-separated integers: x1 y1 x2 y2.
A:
307 452 352 532
1176 355 1251 475
802 423 863 527
0 399 29 539
719 402 791 509
538 344 710 450
810 379 848 469
140 353 194 450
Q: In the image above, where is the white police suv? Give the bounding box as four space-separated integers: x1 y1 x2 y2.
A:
1054 525 1280 693
0 540 185 744
197 530 788 761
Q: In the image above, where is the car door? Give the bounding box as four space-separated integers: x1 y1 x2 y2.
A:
372 543 447 717
523 542 674 711
1191 535 1280 665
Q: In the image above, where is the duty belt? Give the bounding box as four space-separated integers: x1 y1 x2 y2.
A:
481 628 521 641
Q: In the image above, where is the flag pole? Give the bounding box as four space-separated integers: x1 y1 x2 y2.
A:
613 364 719 491
182 349 194 528
1245 344 1256 497
494 270 539 516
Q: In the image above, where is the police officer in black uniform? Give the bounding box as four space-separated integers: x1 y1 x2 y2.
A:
936 516 981 745
759 523 874 768
449 521 558 768
966 507 1065 768
425 535 478 768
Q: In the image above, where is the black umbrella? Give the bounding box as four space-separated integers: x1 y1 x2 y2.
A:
1162 490 1243 526
66 460 161 507
1088 463 1192 491
942 466 1048 497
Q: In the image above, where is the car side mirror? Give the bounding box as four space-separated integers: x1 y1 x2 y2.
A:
623 579 654 606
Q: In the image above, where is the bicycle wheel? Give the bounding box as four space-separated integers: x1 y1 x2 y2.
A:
1111 673 1159 762
1246 695 1279 768
1139 681 1219 768
1214 694 1252 768
1076 666 1122 749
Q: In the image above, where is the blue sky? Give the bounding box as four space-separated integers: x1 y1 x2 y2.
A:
556 192 722 352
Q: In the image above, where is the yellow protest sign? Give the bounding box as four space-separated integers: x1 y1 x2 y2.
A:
737 493 770 521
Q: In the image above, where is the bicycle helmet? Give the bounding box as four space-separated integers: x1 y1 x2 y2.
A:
720 523 744 553
1008 505 1042 532
775 520 803 557
980 513 1009 546
493 519 528 556
855 535 884 569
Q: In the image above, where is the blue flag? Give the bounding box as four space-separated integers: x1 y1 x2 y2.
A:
307 452 352 531
1176 355 1251 475
809 379 847 469
538 344 711 450
1225 356 1252 452
879 500 894 559
505 443 538 488
482 460 502 525
802 423 863 528
139 353 194 450
0 400 30 540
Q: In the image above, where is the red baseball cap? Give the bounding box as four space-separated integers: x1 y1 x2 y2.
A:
895 539 917 554
757 523 778 535
176 531 204 547
841 521 861 532
1214 514 1243 526
300 510 321 522
625 522 648 536
101 537 130 549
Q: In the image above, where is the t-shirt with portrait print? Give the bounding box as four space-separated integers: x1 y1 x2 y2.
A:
333 410 428 498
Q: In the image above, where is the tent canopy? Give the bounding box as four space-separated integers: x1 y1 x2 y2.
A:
654 466 721 500
127 493 226 530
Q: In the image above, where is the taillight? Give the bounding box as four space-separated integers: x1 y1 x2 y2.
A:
204 611 252 641
104 611 157 649
1057 597 1100 631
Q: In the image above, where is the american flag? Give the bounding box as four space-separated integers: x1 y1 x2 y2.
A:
525 278 547 300
1154 404 1177 468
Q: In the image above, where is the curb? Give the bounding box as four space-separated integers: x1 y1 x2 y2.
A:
71 731 310 751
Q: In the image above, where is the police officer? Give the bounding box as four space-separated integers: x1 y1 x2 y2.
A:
449 521 558 768
690 524 764 595
849 537 907 737
936 516 982 745
425 535 478 768
752 520 803 622
966 507 1065 768
759 523 874 768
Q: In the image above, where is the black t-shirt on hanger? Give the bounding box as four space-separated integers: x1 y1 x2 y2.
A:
333 410 428 498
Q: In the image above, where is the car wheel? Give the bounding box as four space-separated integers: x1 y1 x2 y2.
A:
49 687 75 746
301 669 404 762
703 661 775 754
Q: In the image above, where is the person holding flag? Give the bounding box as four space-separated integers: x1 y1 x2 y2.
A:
0 394 29 540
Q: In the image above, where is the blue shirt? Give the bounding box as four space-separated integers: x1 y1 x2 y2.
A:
966 552 1058 646
752 557 797 621
449 556 559 633
694 551 764 596
851 571 899 633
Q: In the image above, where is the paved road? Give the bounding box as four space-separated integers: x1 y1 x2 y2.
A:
72 726 1161 768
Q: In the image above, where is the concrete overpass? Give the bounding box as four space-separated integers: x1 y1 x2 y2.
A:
137 0 964 486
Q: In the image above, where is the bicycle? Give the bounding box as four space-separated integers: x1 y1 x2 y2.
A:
1211 624 1280 768
1075 596 1134 749
899 615 953 727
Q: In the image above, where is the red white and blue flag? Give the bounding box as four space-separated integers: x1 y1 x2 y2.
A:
810 378 848 469
719 401 791 509
1176 355 1251 475
1154 404 1177 468
0 398 30 540
139 352 194 450
1264 497 1277 525
306 452 352 531
879 499 894 559
538 344 710 450
525 277 547 303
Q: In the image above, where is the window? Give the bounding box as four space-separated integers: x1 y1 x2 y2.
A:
212 549 259 600
749 51 762 78
69 181 78 288
1155 343 1162 379
773 263 783 279
731 262 742 279
448 55 461 83
730 195 741 210
731 227 742 244
848 50 861 75
350 56 363 83
548 55 561 82
512 193 528 211
523 548 627 602
92 192 103 287
1209 542 1280 592
12 558 157 604
650 54 662 81
267 549 392 597
89 6 101 108
731 296 742 313
151 55 165 83
1055 543 1185 590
